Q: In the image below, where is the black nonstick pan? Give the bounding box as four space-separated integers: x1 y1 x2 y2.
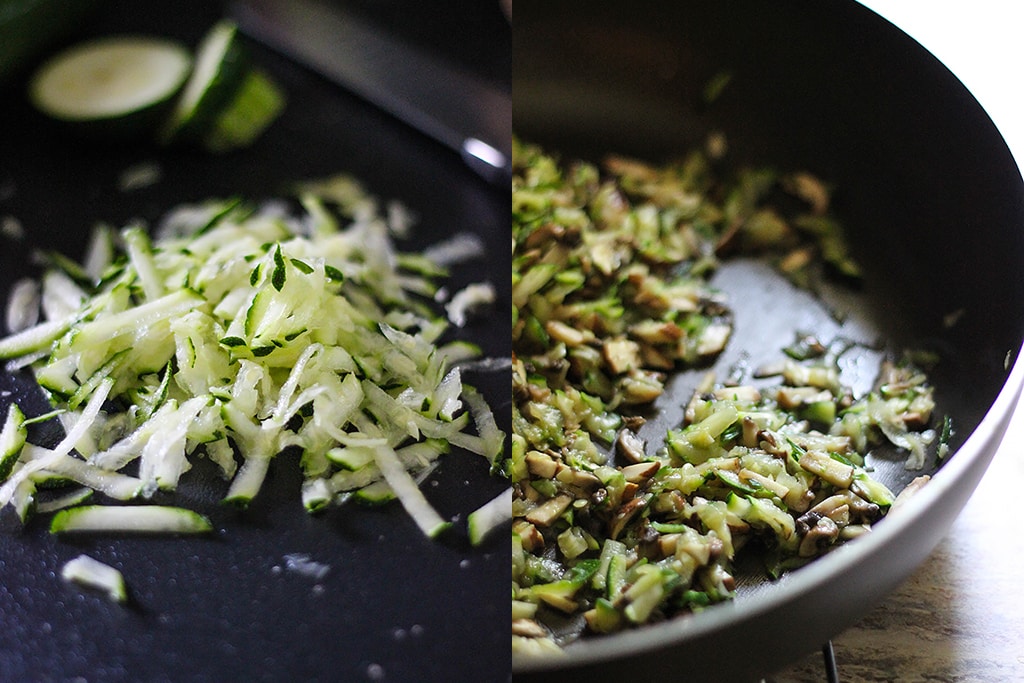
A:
512 1 1024 680
0 1 510 681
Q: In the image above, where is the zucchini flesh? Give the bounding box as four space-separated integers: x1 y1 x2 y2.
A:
0 180 505 541
0 403 27 482
0 315 73 359
35 486 94 514
0 376 112 508
372 443 450 538
61 554 128 602
50 504 213 535
29 36 191 122
467 486 512 546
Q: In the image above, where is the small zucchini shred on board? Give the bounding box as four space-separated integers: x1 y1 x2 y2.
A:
61 553 129 603
511 138 942 655
0 175 507 544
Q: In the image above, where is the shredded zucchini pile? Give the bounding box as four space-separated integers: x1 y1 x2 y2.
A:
511 139 940 655
0 177 505 541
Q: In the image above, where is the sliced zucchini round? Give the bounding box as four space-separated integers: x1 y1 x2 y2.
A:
159 20 250 145
28 35 192 138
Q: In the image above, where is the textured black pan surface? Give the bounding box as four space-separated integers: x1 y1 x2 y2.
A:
0 2 510 681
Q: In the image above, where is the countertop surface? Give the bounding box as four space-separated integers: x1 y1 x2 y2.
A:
770 416 1024 681
772 3 1024 681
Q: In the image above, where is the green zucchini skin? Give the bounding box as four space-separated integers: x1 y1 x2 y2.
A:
159 20 251 145
50 504 214 535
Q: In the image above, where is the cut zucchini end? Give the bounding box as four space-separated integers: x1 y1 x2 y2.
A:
352 480 396 507
61 554 129 603
0 402 28 482
466 517 493 547
466 487 513 546
28 35 192 140
200 68 286 153
219 494 253 511
426 520 454 540
158 19 251 146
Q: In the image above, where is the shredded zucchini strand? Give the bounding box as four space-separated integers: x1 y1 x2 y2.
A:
0 177 505 540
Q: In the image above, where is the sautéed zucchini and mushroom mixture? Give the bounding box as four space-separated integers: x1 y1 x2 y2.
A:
511 137 942 655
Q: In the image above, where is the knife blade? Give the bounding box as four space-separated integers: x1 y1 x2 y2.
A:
230 0 512 187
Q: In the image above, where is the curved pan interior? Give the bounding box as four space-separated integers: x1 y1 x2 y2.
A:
513 1 1024 680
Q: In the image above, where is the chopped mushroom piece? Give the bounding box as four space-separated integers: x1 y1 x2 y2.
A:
512 520 544 553
603 338 642 374
797 515 840 557
608 495 650 540
630 320 683 344
545 320 587 347
556 468 602 491
616 429 647 463
525 451 559 479
621 461 660 484
697 323 732 357
524 494 573 528
619 371 665 404
512 619 550 638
